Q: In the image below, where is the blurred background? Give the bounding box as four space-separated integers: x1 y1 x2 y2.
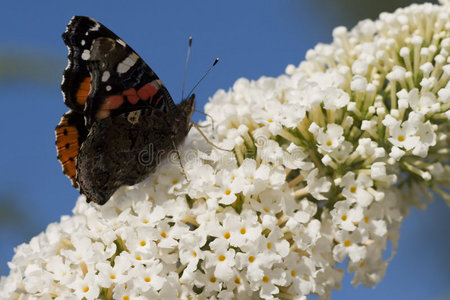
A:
0 0 448 299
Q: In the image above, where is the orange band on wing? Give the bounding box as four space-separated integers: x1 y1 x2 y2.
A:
75 77 91 106
123 88 139 104
55 116 81 187
137 82 158 101
104 95 124 109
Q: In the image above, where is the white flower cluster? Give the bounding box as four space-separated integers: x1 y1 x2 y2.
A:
2 2 449 299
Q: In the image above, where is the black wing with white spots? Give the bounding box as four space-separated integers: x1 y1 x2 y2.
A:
61 16 176 128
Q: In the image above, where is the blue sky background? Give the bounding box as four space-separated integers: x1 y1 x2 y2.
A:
0 1 448 299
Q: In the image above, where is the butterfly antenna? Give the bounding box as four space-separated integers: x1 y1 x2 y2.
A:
182 36 193 100
187 58 219 99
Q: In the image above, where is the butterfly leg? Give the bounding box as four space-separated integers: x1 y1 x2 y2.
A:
171 139 189 181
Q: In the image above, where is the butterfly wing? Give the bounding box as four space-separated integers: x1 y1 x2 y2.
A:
76 108 175 204
55 110 88 187
62 16 176 128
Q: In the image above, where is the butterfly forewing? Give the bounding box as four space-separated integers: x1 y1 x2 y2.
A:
62 16 176 127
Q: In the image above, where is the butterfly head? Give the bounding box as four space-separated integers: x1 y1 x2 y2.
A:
179 94 196 126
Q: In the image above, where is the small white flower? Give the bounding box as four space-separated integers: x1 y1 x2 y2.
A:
96 252 131 287
283 143 314 170
231 159 270 196
333 230 367 263
330 141 354 163
152 221 184 250
289 219 321 250
69 270 100 300
284 254 316 296
350 75 368 92
387 120 420 151
124 227 158 258
304 168 331 200
323 87 350 109
412 120 436 157
23 264 53 294
60 235 97 265
330 200 364 231
205 239 236 281
251 267 286 300
46 255 77 286
370 162 387 180
316 124 345 153
179 232 206 270
129 260 166 293
389 146 406 161
340 172 374 207
258 139 284 165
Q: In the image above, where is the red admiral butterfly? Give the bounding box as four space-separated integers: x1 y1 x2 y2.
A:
56 16 195 205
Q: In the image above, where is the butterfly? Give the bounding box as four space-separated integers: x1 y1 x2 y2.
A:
55 16 195 205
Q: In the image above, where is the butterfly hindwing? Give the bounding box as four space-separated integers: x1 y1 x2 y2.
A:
55 110 88 187
77 108 175 205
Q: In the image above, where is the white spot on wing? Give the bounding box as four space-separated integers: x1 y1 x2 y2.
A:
116 53 139 74
101 71 110 82
127 110 141 124
117 63 130 74
81 40 86 46
106 85 112 91
116 39 126 47
90 22 100 31
81 49 90 60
